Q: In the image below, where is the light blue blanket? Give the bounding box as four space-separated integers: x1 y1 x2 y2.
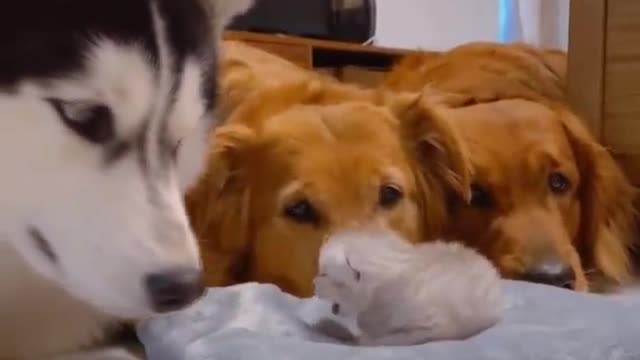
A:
138 281 640 360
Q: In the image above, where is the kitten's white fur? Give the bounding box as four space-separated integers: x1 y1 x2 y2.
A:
314 229 505 346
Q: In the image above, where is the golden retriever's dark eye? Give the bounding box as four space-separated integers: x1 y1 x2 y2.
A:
284 199 319 224
469 184 494 209
549 172 571 194
379 184 404 209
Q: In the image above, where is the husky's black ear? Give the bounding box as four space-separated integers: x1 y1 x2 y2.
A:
204 0 255 35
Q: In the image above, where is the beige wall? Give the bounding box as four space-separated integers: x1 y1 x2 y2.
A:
374 0 569 51
375 0 499 51
521 0 570 49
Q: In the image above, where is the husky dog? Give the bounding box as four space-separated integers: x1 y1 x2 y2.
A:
0 0 252 358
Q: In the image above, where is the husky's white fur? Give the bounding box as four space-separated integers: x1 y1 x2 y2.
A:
314 229 505 346
0 0 252 359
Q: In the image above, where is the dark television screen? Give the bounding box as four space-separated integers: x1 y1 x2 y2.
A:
228 0 332 39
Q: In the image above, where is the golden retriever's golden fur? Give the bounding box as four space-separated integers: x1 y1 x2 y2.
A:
384 42 566 103
219 40 324 117
384 42 637 292
186 79 471 297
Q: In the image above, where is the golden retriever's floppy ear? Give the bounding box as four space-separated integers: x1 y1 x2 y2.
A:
559 109 637 285
185 124 257 286
391 92 472 202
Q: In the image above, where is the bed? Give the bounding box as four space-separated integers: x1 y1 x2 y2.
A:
138 281 640 360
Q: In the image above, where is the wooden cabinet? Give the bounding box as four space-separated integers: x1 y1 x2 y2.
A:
222 31 421 87
223 31 413 70
567 0 640 185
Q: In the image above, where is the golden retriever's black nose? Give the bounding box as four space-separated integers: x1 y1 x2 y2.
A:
523 258 576 289
146 268 205 313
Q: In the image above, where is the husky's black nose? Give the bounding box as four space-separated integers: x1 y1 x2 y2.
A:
146 268 205 313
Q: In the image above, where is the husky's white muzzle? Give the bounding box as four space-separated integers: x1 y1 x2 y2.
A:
0 89 205 318
0 0 255 320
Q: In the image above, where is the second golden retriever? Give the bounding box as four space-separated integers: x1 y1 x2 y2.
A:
384 42 637 292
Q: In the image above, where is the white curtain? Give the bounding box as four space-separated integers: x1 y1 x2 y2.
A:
373 0 570 51
375 0 500 51
500 0 570 50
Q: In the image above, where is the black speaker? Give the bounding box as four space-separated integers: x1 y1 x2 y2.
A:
331 0 376 43
228 0 376 44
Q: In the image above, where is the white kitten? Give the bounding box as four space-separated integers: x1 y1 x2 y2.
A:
313 229 505 346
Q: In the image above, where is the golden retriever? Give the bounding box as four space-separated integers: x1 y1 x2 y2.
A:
384 42 636 292
185 79 471 297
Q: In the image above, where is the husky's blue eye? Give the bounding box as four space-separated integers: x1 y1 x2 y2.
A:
47 99 115 144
